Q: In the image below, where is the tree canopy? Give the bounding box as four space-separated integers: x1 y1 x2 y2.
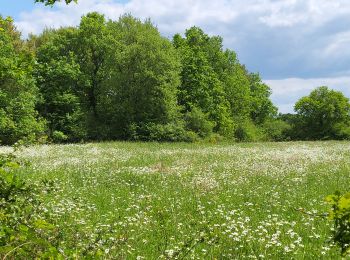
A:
0 16 45 144
28 13 280 142
294 86 350 140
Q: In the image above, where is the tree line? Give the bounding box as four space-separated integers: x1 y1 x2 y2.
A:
1 13 350 144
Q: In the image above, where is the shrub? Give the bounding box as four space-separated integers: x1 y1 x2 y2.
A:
326 191 350 256
0 151 60 258
128 122 193 142
52 130 68 143
333 123 350 140
184 107 214 138
205 133 224 144
262 119 291 141
234 119 264 142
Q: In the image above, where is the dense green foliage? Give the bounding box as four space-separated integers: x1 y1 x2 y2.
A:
173 28 277 140
295 86 350 140
33 13 186 141
100 15 183 140
1 13 350 143
0 17 45 145
326 191 350 256
174 28 233 137
0 150 62 258
278 87 350 140
1 13 280 143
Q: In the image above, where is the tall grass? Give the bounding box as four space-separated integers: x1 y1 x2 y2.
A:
4 141 350 259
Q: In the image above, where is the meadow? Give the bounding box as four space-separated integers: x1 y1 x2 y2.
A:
3 141 350 259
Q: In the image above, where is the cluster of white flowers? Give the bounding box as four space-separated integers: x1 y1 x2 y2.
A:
1 141 347 258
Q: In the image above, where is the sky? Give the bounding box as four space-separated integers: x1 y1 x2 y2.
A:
1 0 350 113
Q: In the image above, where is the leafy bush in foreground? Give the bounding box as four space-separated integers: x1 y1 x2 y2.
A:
326 191 350 257
0 151 60 258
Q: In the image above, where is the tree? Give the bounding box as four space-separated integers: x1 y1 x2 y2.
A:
0 17 45 144
34 13 185 141
35 13 112 140
220 53 252 123
294 86 350 140
174 27 233 137
75 12 108 128
173 26 277 140
34 27 86 141
248 72 277 124
35 0 77 5
100 15 183 140
29 13 279 142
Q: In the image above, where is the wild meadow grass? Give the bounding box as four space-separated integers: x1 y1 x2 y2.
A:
3 141 350 259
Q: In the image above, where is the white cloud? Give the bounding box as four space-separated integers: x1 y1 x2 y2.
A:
15 0 242 37
265 77 350 113
15 0 350 62
322 31 350 58
17 0 350 36
257 0 347 28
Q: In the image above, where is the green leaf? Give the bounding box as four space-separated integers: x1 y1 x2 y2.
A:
34 219 55 230
19 224 29 232
339 197 350 210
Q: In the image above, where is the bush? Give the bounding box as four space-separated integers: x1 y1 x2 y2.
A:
0 151 60 258
262 119 291 141
52 130 68 143
234 119 264 142
184 107 214 138
326 191 350 256
205 133 224 144
333 123 350 140
128 122 194 142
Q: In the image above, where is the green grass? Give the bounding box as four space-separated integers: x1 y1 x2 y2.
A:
5 141 350 259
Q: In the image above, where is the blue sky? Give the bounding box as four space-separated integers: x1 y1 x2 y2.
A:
2 0 350 113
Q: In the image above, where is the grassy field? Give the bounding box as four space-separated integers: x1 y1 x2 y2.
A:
4 141 350 259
